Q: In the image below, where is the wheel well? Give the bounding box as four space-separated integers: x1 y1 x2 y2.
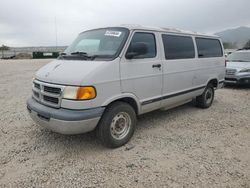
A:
208 79 218 88
109 97 139 115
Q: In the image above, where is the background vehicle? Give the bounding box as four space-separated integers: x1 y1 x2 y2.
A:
27 25 225 148
225 49 250 85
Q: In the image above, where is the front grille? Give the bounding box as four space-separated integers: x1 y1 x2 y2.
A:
32 80 64 108
226 69 237 75
43 95 59 104
33 90 39 98
44 86 61 94
34 83 40 89
225 78 237 81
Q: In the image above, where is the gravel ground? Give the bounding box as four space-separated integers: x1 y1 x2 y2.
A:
0 59 249 188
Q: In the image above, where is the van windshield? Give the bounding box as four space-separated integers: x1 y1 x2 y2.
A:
62 28 129 61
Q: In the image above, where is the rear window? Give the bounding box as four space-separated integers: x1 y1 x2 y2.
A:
196 38 223 58
162 35 195 60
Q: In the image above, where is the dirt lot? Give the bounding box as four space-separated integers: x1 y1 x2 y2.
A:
0 59 249 187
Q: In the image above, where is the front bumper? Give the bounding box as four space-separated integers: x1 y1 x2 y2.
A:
225 75 250 84
27 97 105 134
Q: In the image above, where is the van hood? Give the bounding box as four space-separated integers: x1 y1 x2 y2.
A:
226 61 250 71
35 59 106 85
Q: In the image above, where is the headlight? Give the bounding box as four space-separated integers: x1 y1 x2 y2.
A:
239 69 250 73
63 86 96 100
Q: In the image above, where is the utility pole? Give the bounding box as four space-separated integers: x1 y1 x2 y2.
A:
55 16 58 51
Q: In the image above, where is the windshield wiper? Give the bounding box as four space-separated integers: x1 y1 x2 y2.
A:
90 54 113 60
71 52 105 60
71 51 88 56
69 51 95 60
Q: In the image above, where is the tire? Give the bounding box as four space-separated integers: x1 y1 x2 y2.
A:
195 83 215 109
96 102 137 148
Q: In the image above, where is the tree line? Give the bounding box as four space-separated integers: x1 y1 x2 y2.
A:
0 45 10 58
223 39 250 49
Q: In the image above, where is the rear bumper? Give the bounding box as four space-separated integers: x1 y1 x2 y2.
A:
27 97 105 134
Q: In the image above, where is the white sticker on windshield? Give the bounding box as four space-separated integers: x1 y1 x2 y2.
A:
105 30 122 37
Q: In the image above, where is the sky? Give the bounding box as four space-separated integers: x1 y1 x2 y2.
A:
0 0 250 47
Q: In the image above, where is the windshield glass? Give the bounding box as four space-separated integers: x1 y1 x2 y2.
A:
63 27 129 60
227 51 250 62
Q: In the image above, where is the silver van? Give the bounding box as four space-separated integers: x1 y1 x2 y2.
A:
27 25 225 148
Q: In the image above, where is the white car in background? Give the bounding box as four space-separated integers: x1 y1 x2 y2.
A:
225 49 250 85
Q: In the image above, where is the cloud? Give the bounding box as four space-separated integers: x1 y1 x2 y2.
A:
0 0 250 46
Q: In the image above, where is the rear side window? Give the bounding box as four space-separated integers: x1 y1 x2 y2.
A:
127 32 156 59
196 38 223 58
162 35 195 60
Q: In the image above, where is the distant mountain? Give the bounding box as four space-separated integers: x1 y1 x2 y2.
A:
215 26 250 48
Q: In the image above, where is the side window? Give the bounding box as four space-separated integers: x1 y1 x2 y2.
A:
162 34 195 60
196 38 223 58
126 32 156 59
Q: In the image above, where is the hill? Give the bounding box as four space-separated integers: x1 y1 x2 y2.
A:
215 26 250 48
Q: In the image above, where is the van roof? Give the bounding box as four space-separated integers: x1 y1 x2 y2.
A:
117 24 219 38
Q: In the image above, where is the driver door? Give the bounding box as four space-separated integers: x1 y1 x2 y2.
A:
120 31 163 114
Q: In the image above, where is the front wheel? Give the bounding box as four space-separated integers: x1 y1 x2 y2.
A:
195 83 215 108
96 102 136 148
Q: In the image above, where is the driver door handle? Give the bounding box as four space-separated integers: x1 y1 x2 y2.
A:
152 64 161 68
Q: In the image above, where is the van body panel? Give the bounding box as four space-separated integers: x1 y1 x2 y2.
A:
193 56 225 88
159 33 198 107
27 25 225 136
61 58 122 109
36 59 106 86
161 58 197 105
101 93 141 113
161 87 205 108
120 30 163 113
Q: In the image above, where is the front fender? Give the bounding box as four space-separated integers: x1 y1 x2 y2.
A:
102 93 141 114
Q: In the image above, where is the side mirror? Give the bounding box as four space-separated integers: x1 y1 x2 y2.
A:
126 42 148 59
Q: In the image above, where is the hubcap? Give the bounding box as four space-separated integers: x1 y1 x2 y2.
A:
205 88 213 104
110 112 131 140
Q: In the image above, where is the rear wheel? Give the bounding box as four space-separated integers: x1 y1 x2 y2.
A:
96 102 136 148
196 83 214 108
